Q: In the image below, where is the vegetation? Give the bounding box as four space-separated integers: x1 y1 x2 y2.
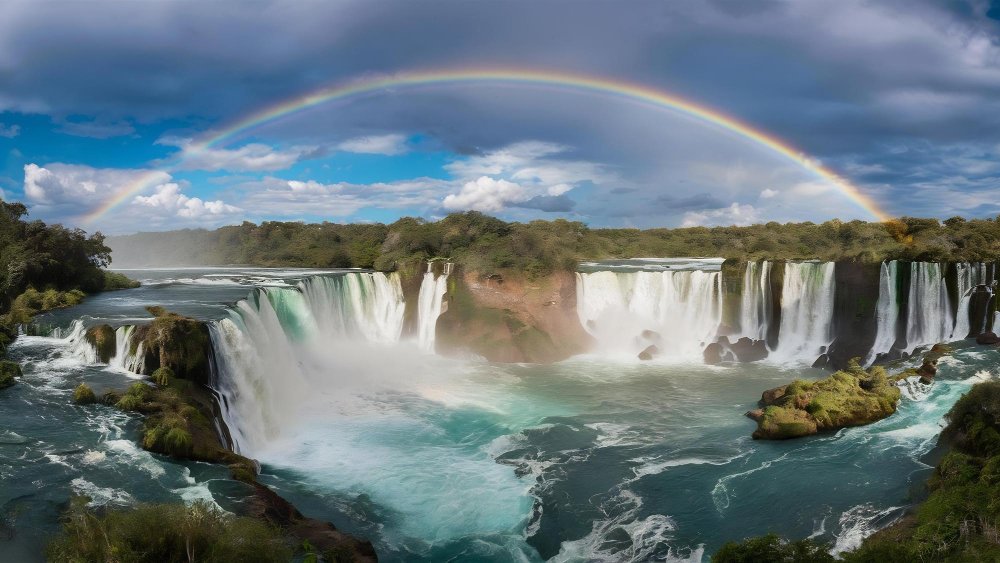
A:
46 497 291 563
713 533 834 562
747 360 901 439
0 359 21 389
722 380 1000 562
85 324 117 363
130 307 213 384
72 383 97 405
109 212 1000 276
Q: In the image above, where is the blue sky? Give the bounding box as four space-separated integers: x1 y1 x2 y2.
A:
2 0 1000 234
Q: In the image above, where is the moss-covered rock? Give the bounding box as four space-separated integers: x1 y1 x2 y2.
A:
131 307 212 384
73 383 97 404
749 360 901 440
84 324 117 363
0 360 22 389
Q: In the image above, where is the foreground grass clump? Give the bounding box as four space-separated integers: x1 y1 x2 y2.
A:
747 360 900 439
72 383 96 404
46 497 291 563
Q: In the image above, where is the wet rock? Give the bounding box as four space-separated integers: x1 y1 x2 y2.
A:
730 337 769 362
638 344 660 361
812 354 830 369
759 385 788 407
745 409 764 422
976 331 1000 345
917 359 938 385
703 342 724 365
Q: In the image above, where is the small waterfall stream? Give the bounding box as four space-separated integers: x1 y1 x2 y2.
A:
417 262 452 352
865 261 900 365
906 262 952 352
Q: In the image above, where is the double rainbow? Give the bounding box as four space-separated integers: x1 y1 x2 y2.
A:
83 68 890 224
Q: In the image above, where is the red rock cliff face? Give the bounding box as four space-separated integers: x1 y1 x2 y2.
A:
434 269 594 363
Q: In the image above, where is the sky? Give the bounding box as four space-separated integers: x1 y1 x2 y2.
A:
2 0 1000 234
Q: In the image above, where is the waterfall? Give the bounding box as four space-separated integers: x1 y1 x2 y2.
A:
739 261 771 341
63 320 99 364
575 269 723 360
209 271 407 454
865 261 900 365
906 262 951 351
109 325 145 374
771 262 835 361
417 262 452 352
950 263 987 340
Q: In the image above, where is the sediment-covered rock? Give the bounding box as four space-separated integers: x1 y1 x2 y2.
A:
976 331 1000 345
748 360 901 440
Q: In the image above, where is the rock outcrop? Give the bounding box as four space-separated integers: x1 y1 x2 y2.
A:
747 360 901 440
435 269 593 363
130 307 213 384
0 360 21 389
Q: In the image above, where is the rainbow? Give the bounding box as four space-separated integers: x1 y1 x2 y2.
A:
83 68 891 223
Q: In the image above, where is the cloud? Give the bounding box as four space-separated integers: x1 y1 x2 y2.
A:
0 123 19 138
682 203 760 227
157 137 319 172
511 194 577 212
22 162 242 232
237 176 447 218
442 177 527 212
760 188 779 198
134 183 242 218
337 134 409 155
56 116 135 139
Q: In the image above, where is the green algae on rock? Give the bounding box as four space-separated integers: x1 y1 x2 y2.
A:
747 360 901 440
72 383 97 405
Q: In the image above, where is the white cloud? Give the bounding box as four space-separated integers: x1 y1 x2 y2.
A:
337 134 408 155
157 136 317 172
238 176 447 217
682 203 760 227
442 177 527 212
760 188 779 199
0 123 19 138
134 183 242 218
24 163 170 206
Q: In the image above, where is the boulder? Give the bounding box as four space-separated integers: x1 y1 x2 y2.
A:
812 354 830 369
730 337 769 362
759 384 788 406
638 344 660 361
703 342 724 365
976 331 1000 345
73 383 97 405
917 359 938 385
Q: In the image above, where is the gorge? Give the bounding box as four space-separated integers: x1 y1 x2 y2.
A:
4 252 999 561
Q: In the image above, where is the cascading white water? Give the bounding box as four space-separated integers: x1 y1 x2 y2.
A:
417 262 452 352
739 261 771 341
575 269 723 360
865 261 900 365
950 262 987 340
906 262 952 352
109 325 145 374
63 320 99 364
771 262 835 361
210 271 407 454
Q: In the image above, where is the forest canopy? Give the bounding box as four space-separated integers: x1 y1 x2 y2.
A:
107 212 1000 275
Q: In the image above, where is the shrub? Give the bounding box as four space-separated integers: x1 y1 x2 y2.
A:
713 533 835 563
72 383 97 405
151 366 174 386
